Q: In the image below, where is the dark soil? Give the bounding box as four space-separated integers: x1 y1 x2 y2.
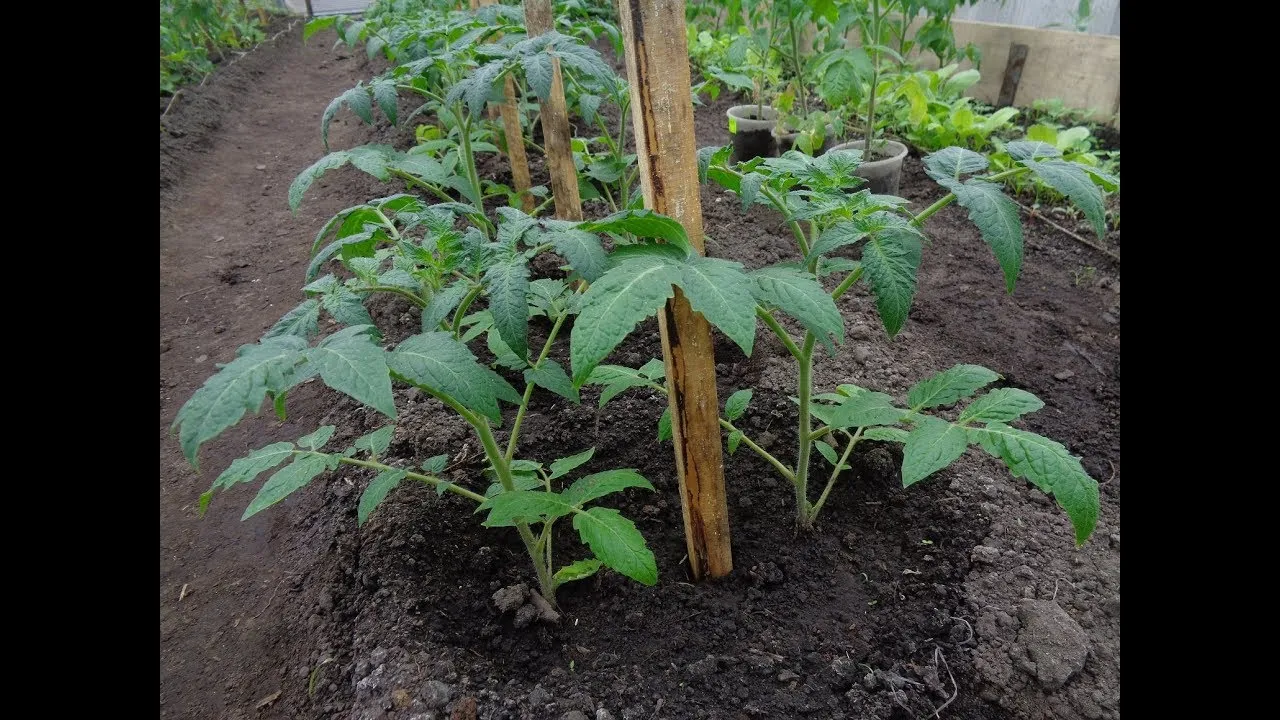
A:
160 30 1120 720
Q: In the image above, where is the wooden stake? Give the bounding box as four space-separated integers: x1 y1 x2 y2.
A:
996 43 1030 108
477 0 535 212
619 0 732 580
524 0 583 221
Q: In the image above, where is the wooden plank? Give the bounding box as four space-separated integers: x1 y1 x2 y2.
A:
477 0 535 212
996 43 1029 107
524 0 583 221
619 0 733 581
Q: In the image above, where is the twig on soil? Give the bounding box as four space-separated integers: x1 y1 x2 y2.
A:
929 648 959 719
1019 202 1120 263
1064 341 1108 376
179 583 190 602
948 616 974 644
177 285 216 301
253 576 287 618
1099 460 1117 486
162 90 184 121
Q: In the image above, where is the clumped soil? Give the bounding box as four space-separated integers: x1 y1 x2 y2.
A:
160 30 1120 720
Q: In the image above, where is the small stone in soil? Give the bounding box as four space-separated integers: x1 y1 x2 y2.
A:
1101 313 1117 324
971 546 1001 564
194 354 208 364
1016 599 1090 690
255 164 267 171
852 346 872 364
492 584 529 614
1054 369 1075 380
778 670 799 682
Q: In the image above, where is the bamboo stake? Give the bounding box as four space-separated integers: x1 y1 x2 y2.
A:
477 0 535 212
618 0 732 580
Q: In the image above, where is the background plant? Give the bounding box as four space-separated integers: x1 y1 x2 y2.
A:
160 0 274 95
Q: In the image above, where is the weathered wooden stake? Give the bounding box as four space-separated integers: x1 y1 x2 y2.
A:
524 0 584 221
996 43 1030 108
619 0 732 580
477 0 535 212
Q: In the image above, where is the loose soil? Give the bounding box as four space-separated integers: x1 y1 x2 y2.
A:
160 29 1120 720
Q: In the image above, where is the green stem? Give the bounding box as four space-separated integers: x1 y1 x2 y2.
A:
353 285 428 308
756 307 803 359
532 194 556 217
865 0 881 157
909 167 1028 227
335 455 486 503
794 333 817 528
807 428 861 522
455 109 491 237
831 266 865 302
504 307 573 462
719 419 795 483
390 169 456 204
452 284 483 339
789 14 808 114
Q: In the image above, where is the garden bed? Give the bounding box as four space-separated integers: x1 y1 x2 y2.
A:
160 28 1119 720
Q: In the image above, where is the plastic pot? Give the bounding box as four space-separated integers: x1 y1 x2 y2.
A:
825 139 909 195
727 105 778 161
775 123 840 155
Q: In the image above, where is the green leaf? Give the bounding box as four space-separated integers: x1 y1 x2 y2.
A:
297 425 336 450
321 286 376 329
263 299 322 341
943 68 981 94
860 228 922 338
549 447 595 480
546 229 608 283
908 364 1001 410
970 424 1099 544
751 266 844 352
174 337 309 468
422 454 449 474
902 417 968 486
484 472 544 498
358 469 407 525
727 429 743 454
582 210 692 256
388 332 521 424
638 359 666 380
422 281 472 332
815 439 840 466
202 442 296 513
863 426 909 443
572 507 657 586
807 221 867 262
290 151 349 211
922 147 989 181
658 407 672 442
739 172 764 211
680 257 757 356
525 360 579 403
303 16 335 40
958 388 1044 424
1003 141 1061 162
353 425 395 458
830 391 908 428
938 178 1023 292
242 453 333 520
306 326 397 418
554 558 603 586
563 469 653 507
584 364 658 408
571 256 682 384
480 490 576 526
484 257 530 361
520 52 553 99
724 389 753 421
1026 124 1058 146
1020 159 1107 238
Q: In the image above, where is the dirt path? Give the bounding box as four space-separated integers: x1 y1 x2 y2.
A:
159 28 387 720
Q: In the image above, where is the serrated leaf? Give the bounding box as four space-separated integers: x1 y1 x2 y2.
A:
902 417 968 486
520 52 553 99
752 266 844 352
358 469 407 525
562 469 653 507
724 389 753 421
923 147 989 181
831 391 908 428
205 442 296 511
422 281 472 332
907 365 999 411
937 178 1023 292
572 507 657 586
680 257 756 356
321 285 376 329
584 364 657 407
263 299 322 341
484 472 544 498
422 454 449 474
1020 159 1107 238
388 332 520 423
546 229 608 283
582 210 692 256
1004 141 1061 162
807 221 868 262
970 424 1099 544
739 172 764 211
306 326 396 418
353 425 395 458
243 453 332 520
860 228 922 338
553 558 602 586
638 359 666 380
958 388 1044 424
548 447 595 480
863 426 909 443
525 360 579 403
297 425 335 450
727 429 743 454
484 257 530 360
480 490 576 526
290 152 349 211
571 256 682 384
819 258 860 277
658 407 672 442
174 337 309 467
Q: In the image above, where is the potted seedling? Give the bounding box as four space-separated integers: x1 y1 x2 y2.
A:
724 8 784 161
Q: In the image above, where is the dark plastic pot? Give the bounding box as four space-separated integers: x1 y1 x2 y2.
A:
727 105 778 161
774 123 840 155
825 139 909 195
